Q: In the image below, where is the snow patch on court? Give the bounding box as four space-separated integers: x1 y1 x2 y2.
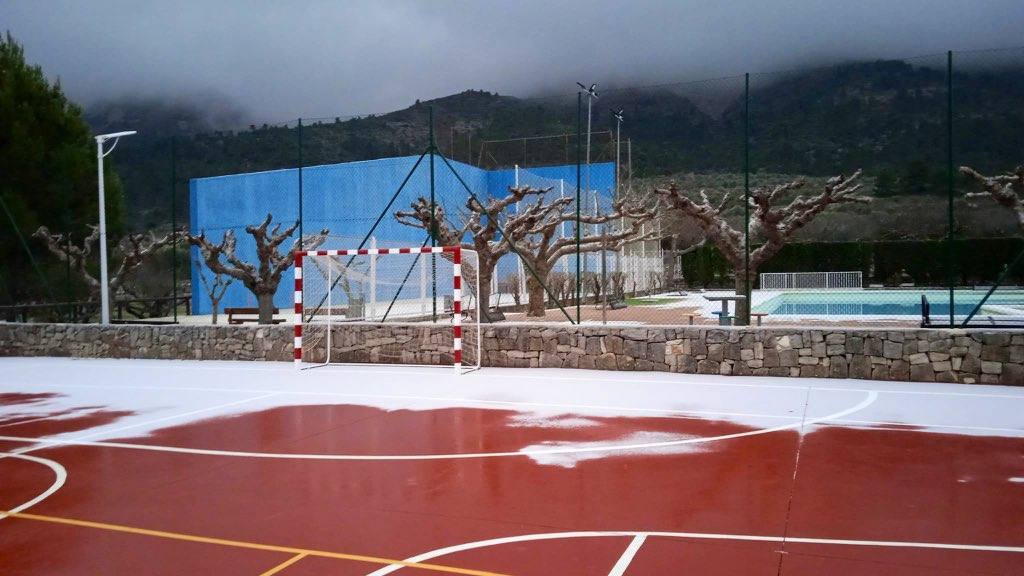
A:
520 431 708 467
506 414 601 429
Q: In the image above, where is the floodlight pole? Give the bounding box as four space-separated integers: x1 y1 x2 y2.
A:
94 130 136 325
577 83 598 276
612 110 623 199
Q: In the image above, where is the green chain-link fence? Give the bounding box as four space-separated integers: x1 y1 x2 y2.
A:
6 47 1022 329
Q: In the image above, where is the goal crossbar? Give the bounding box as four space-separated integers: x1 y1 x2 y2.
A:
294 245 476 373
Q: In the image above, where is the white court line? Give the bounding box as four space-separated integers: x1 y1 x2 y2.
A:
607 534 646 576
0 391 878 460
6 380 1019 436
0 381 807 423
6 356 1024 399
830 419 1024 435
9 393 279 457
0 413 79 430
0 452 67 518
365 529 1024 575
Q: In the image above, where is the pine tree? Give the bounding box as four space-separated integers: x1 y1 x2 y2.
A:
0 31 125 303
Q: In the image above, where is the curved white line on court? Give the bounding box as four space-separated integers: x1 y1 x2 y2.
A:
0 391 877 461
0 452 67 518
366 529 1024 575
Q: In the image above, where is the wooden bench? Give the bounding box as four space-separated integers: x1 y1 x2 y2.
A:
224 307 284 325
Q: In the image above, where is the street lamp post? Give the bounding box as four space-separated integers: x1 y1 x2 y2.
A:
576 82 597 274
95 130 136 324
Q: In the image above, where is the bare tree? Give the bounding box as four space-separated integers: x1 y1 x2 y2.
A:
960 165 1024 230
506 187 658 317
188 214 329 324
198 269 233 324
34 225 179 300
655 171 867 321
395 187 551 321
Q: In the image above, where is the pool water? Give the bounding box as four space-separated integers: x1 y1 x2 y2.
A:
754 290 1024 317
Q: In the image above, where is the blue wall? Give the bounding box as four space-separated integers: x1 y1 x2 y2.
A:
189 157 613 314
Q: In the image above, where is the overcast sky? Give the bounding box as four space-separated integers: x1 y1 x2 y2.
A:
4 0 1023 121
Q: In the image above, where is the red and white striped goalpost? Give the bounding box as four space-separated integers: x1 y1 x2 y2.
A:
293 245 464 372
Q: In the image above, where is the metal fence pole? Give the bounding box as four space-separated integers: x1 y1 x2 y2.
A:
576 92 582 323
946 51 955 327
743 72 751 326
297 118 304 251
429 106 437 321
170 136 178 322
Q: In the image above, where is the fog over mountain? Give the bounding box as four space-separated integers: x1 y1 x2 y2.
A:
4 0 1023 122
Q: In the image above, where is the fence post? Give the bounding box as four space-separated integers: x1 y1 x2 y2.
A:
576 91 582 323
170 136 178 323
297 118 304 251
742 72 751 326
946 50 955 327
429 106 437 321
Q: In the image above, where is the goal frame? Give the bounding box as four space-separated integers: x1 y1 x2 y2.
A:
293 245 478 373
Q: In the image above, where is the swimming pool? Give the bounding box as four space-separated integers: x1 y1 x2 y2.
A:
753 289 1024 317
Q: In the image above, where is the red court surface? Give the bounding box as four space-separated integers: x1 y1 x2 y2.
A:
1 357 1022 575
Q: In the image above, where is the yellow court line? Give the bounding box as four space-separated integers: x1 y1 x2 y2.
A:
2 511 512 576
259 552 307 576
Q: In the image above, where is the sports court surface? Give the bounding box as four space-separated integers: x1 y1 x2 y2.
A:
1 357 1022 575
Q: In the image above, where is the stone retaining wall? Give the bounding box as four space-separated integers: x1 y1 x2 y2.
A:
2 322 1021 385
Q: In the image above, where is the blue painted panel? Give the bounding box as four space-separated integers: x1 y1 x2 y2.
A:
188 157 611 314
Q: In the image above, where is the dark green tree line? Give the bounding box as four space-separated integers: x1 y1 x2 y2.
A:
0 31 124 304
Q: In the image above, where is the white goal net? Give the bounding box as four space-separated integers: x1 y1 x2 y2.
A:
294 246 481 373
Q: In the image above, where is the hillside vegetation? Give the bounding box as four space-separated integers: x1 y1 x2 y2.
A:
86 59 1024 239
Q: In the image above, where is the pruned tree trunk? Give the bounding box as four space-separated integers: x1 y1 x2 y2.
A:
189 214 329 325
34 225 180 300
733 267 755 321
656 171 867 325
477 266 494 321
525 262 551 317
960 165 1024 230
257 292 276 324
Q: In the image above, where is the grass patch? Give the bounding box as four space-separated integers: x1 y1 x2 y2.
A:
626 297 678 306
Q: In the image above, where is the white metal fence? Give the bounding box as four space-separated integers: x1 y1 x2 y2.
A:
759 271 863 290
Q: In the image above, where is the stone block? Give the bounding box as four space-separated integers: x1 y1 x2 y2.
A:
847 337 863 354
908 353 929 365
707 343 724 362
981 361 1002 375
604 336 623 355
826 333 845 345
649 342 666 363
909 364 935 382
706 330 727 344
889 360 910 380
882 340 902 359
697 359 720 374
539 352 563 368
596 353 618 370
1000 363 1023 385
826 344 845 356
801 365 828 378
830 357 848 378
849 356 872 379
